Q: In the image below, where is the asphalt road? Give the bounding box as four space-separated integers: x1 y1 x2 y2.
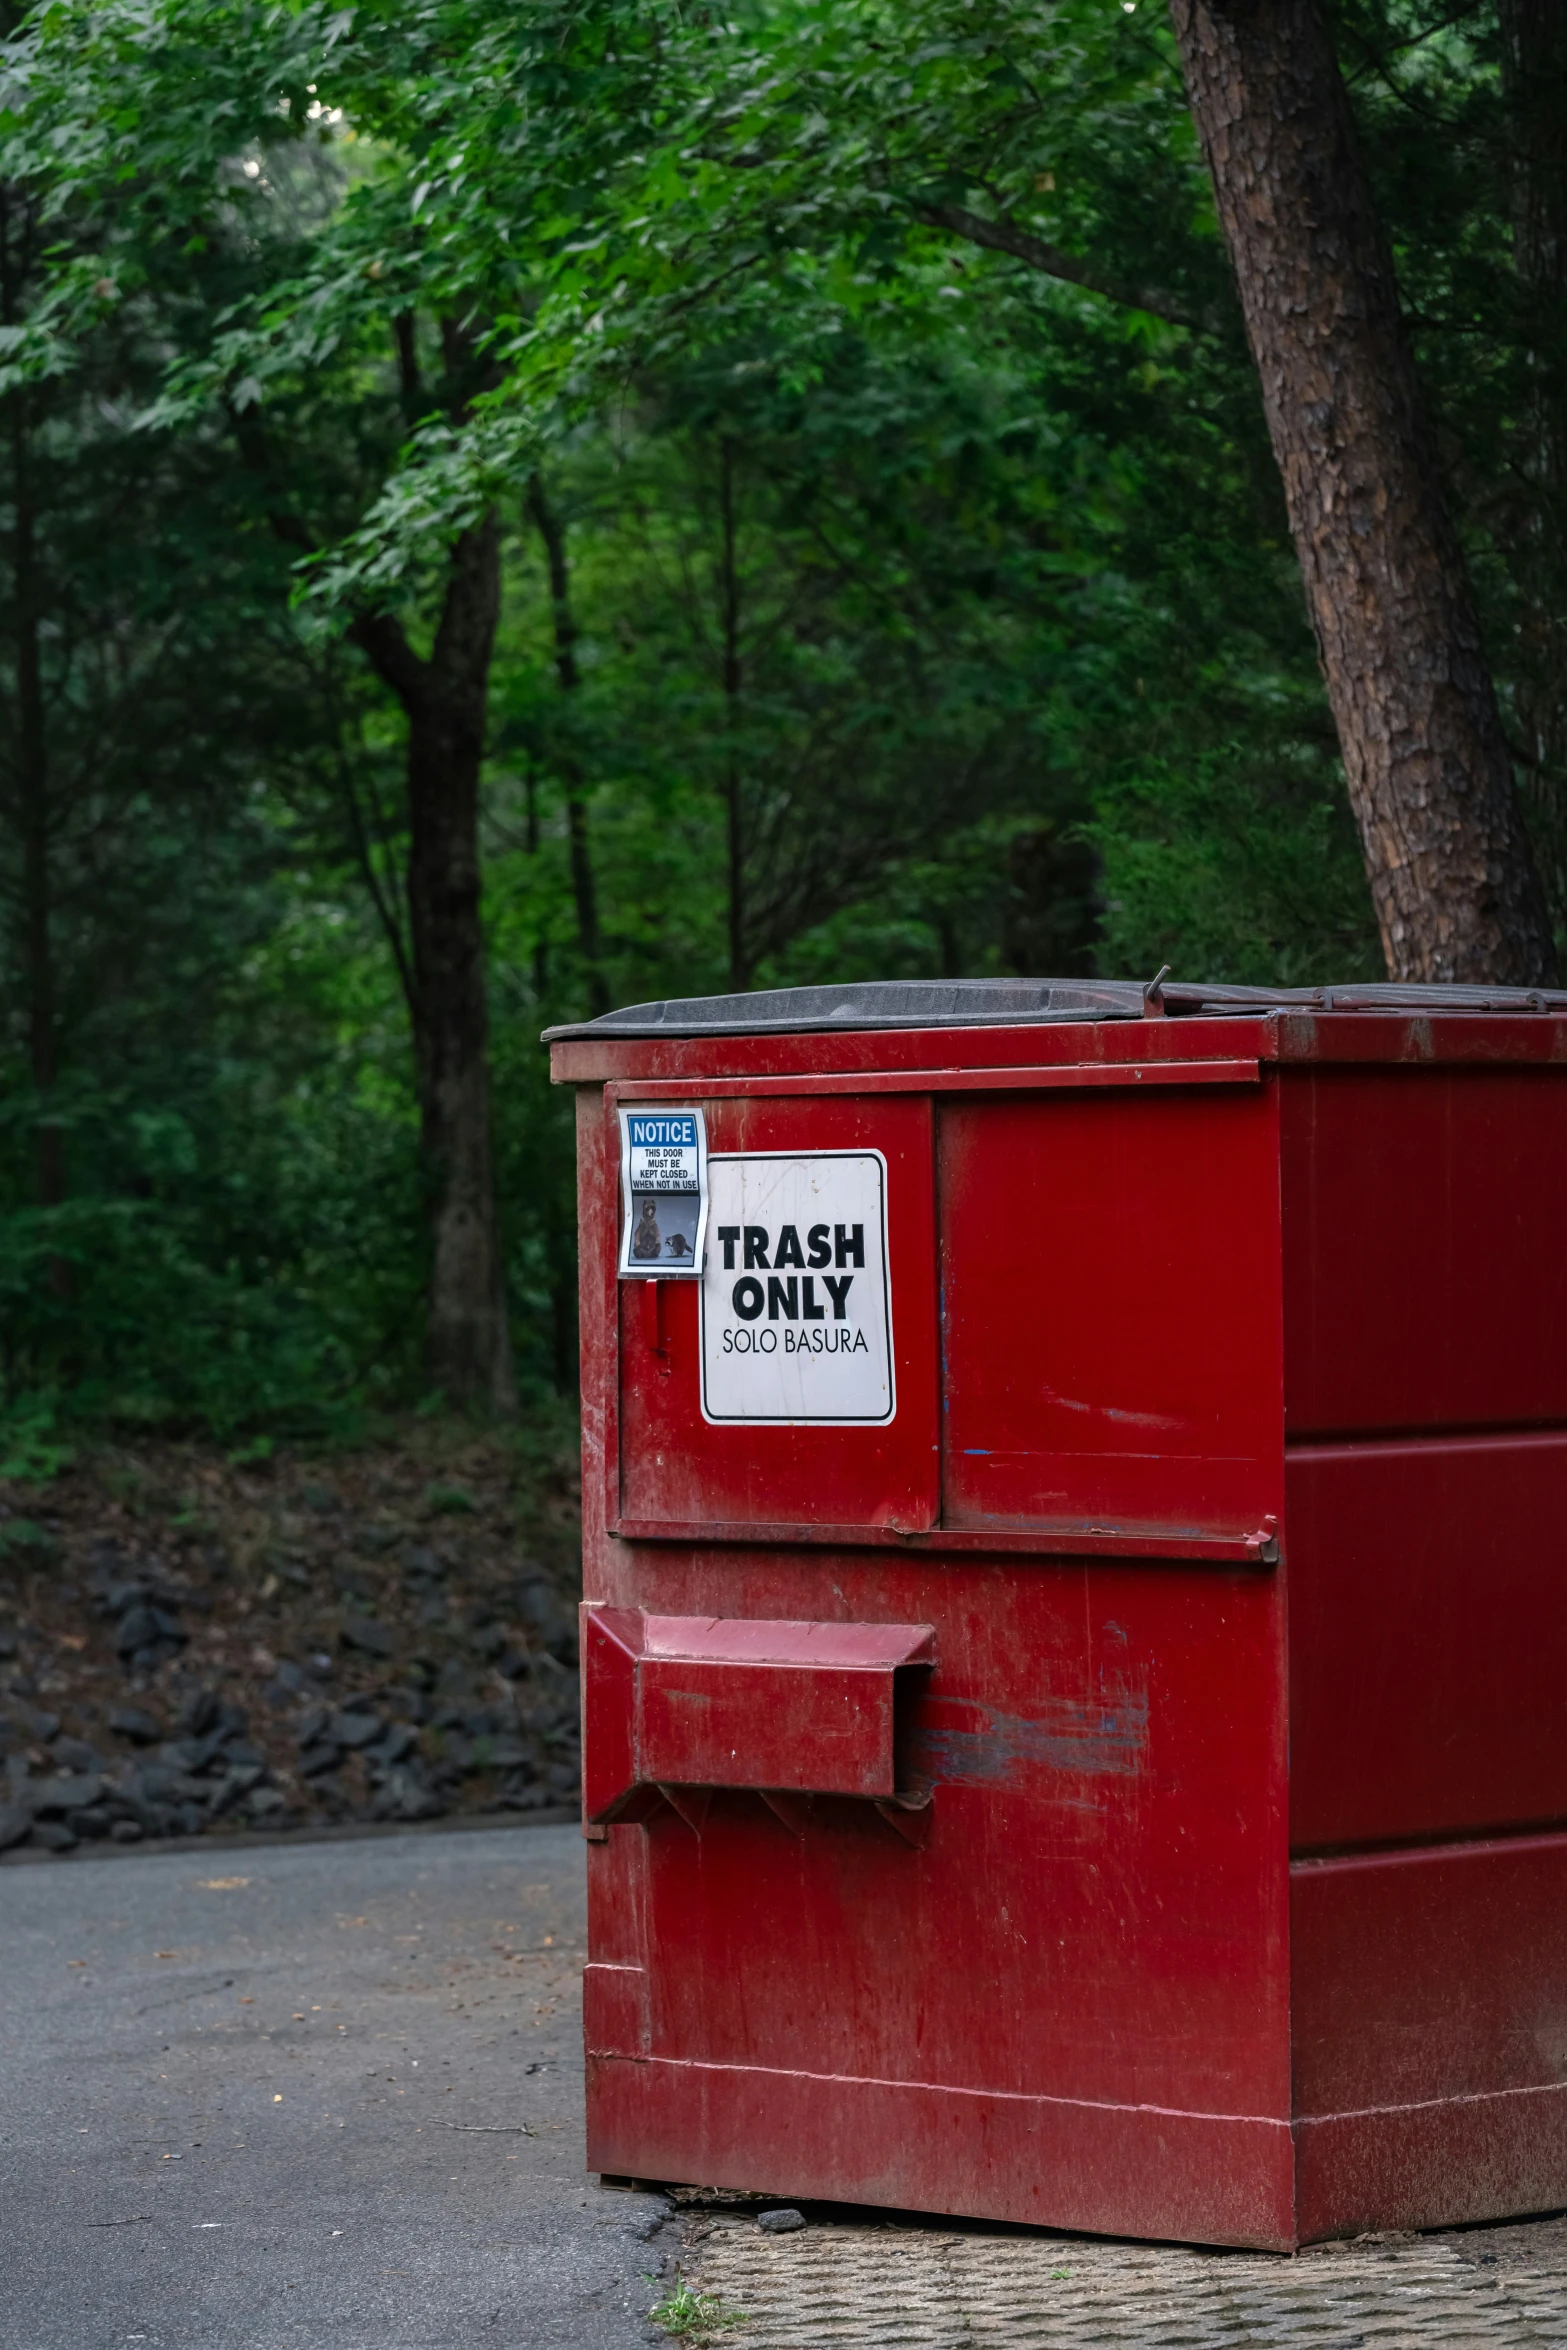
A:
0 1822 675 2350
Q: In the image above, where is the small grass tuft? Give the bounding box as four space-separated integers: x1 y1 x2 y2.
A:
647 2276 748 2339
0 1392 74 1484
0 1515 60 1560
424 1479 476 1515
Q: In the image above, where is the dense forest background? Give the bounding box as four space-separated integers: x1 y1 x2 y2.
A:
0 0 1560 1448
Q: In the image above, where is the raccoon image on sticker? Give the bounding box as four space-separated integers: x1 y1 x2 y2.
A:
617 1106 708 1278
699 1150 894 1425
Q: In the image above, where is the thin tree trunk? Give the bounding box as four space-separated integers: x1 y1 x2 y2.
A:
1168 0 1556 985
326 668 419 1029
15 414 59 1213
718 437 747 993
409 513 512 1414
522 759 551 996
1500 0 1567 914
2 183 68 1275
233 340 513 1410
1502 1 1567 303
352 513 514 1415
525 473 607 1015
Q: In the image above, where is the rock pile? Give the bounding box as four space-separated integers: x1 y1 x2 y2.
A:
87 1541 194 1674
0 1434 586 1858
267 1630 582 1825
0 1684 284 1854
0 1630 584 1856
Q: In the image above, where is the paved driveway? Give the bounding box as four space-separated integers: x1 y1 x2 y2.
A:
7 1821 1566 2350
0 1823 672 2350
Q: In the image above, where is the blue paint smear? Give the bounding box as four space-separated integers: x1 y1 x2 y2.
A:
910 1679 1149 1786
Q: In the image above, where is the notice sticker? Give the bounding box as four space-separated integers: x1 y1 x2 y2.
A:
618 1107 708 1279
699 1151 894 1425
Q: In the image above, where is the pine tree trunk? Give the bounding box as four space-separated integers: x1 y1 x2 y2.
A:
1168 0 1557 984
404 511 514 1413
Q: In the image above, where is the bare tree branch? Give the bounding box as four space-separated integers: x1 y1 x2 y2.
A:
912 201 1218 333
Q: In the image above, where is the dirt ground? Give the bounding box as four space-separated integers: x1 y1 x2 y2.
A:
0 1419 585 1856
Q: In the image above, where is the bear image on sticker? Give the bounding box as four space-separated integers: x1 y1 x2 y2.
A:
632 1197 663 1259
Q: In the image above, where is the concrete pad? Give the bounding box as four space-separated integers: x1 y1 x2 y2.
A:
685 2206 1567 2345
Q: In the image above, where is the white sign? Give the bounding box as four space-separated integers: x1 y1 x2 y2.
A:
618 1107 708 1278
699 1151 894 1425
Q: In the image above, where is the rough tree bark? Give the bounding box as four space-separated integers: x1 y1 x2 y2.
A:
351 513 515 1415
1168 0 1556 985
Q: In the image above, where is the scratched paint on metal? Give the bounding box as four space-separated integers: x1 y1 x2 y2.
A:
909 1684 1150 1786
558 992 1567 2247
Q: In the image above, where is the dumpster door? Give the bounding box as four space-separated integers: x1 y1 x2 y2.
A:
613 1091 939 1540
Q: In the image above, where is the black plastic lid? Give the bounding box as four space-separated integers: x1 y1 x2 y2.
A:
543 975 1567 1043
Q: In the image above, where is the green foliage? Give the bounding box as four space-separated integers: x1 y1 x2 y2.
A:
1092 755 1379 985
0 0 1554 1434
424 1481 476 1515
0 1393 74 1483
0 1505 61 1555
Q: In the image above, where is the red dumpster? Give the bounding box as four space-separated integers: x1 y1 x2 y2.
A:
546 977 1567 2250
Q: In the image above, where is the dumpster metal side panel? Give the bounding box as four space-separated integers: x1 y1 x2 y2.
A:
1280 1056 1567 2239
587 2056 1298 2250
1280 1064 1567 1436
576 1081 620 1574
939 1086 1283 1539
1294 2084 1567 2244
1286 1432 1567 1849
1291 1834 1567 2235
